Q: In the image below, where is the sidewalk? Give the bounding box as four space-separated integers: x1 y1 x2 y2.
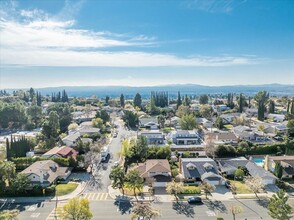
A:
0 181 88 204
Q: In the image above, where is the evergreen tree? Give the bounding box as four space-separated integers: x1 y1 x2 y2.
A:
120 94 125 108
176 91 182 108
269 100 275 114
29 88 35 101
268 190 292 220
133 93 142 108
105 96 110 105
274 162 283 179
199 94 209 104
254 91 269 121
238 93 244 113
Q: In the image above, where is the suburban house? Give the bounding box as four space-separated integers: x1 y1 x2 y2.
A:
267 113 285 122
77 126 100 136
245 108 258 117
205 131 238 145
265 155 294 179
196 118 213 129
21 160 72 188
42 146 78 159
171 130 202 145
233 125 268 142
215 104 230 112
73 110 96 123
264 123 288 136
129 159 171 187
220 113 241 124
139 117 159 130
217 157 277 185
62 132 81 147
165 116 180 127
180 158 225 185
169 130 206 156
139 131 164 145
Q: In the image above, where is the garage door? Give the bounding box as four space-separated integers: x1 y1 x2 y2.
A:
207 180 220 186
153 182 167 187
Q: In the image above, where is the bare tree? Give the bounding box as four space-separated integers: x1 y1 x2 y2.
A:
205 136 216 159
229 205 243 220
166 181 185 202
244 176 264 199
200 181 215 199
132 203 160 220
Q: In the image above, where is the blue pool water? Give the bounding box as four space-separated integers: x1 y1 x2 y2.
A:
253 158 264 163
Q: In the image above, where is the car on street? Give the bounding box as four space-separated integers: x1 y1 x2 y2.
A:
187 197 203 204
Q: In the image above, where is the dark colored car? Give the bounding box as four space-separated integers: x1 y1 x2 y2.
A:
225 181 231 189
187 197 202 204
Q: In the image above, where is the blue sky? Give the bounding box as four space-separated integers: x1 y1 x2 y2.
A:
0 0 293 88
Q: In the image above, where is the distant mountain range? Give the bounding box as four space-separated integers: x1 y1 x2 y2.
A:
5 84 294 99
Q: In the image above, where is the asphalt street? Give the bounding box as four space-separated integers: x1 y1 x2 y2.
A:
2 199 273 220
85 116 136 193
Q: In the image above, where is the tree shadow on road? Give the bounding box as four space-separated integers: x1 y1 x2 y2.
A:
172 202 195 218
255 198 269 208
204 200 228 214
114 195 133 215
88 171 104 191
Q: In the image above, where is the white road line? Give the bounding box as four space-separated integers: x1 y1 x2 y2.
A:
30 213 40 218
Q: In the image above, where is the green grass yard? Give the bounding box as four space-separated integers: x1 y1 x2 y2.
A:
55 183 78 196
230 180 253 194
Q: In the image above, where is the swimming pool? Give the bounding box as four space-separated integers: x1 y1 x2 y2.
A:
253 158 264 163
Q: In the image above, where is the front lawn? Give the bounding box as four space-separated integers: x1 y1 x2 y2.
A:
181 185 201 194
224 124 233 130
230 180 253 194
55 183 78 196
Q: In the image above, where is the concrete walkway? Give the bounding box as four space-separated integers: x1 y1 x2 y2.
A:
0 181 88 204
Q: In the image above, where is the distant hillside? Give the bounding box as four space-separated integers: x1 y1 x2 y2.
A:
6 84 294 99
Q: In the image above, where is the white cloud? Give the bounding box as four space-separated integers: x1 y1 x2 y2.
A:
0 1 258 67
184 0 247 13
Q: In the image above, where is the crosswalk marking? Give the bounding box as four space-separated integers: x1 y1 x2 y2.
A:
27 205 37 211
30 213 40 218
46 202 66 220
81 192 109 201
206 211 216 216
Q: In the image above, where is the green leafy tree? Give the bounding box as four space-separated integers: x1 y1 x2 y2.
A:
133 93 142 108
96 110 110 124
254 91 269 121
199 94 209 104
268 190 292 220
27 103 42 128
157 115 165 128
200 104 213 119
176 105 190 118
42 111 60 139
179 114 196 130
109 166 126 195
122 110 139 128
214 116 224 129
274 162 283 179
125 170 144 201
10 173 30 195
0 161 16 189
287 119 294 138
62 198 93 220
234 168 245 180
0 209 19 220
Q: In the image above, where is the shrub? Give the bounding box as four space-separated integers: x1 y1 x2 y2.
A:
182 186 201 194
171 168 179 178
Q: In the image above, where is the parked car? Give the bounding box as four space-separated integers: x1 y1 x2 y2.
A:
187 197 202 204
